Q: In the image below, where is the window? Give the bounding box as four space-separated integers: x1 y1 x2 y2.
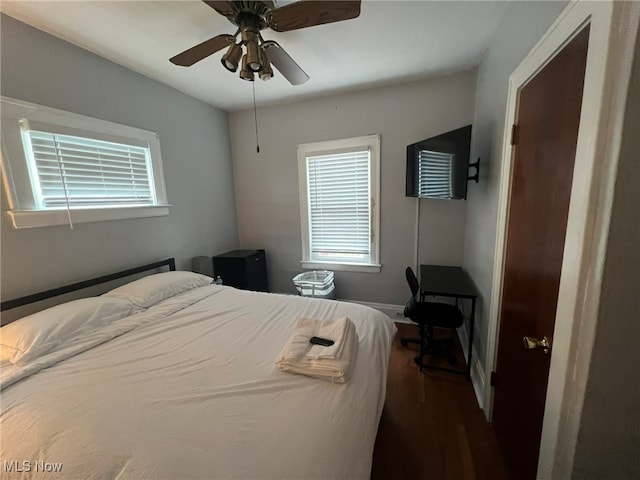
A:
298 135 380 273
1 96 169 228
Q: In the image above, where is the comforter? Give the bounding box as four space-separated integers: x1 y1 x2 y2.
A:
0 285 396 479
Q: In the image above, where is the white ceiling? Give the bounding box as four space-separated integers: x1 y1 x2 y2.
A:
1 1 509 112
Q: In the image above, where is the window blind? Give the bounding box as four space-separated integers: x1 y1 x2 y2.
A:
306 149 371 259
418 149 453 198
25 130 155 208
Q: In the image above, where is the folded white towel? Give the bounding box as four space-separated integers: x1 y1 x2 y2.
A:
307 316 350 360
278 317 317 363
278 317 349 361
276 317 358 383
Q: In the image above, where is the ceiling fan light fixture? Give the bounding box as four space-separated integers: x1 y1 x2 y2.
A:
246 39 263 72
171 0 361 84
239 55 255 82
221 42 242 72
259 48 273 81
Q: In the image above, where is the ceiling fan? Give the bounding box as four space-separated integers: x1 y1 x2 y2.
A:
170 1 362 85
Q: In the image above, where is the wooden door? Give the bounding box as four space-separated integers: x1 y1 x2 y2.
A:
492 27 590 479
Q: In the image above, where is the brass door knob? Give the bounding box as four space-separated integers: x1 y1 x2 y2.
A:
523 336 551 354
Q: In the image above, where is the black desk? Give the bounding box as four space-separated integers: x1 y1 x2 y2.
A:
420 265 479 378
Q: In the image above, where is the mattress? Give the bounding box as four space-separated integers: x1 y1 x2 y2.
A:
0 285 396 479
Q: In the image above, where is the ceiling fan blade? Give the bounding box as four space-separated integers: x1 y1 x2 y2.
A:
262 41 309 85
267 0 361 32
170 34 235 67
202 1 236 21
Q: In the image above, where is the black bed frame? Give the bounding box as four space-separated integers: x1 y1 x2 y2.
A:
1 258 176 314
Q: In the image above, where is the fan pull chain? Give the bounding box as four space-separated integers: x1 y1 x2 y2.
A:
253 81 260 154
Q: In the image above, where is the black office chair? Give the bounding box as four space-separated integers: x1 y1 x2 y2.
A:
401 266 464 371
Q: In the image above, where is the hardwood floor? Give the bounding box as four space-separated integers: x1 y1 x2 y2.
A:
371 323 508 480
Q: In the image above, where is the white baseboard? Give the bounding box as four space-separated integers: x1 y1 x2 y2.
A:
337 299 411 323
457 325 486 409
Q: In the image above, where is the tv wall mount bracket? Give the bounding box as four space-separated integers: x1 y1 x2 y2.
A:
467 157 480 183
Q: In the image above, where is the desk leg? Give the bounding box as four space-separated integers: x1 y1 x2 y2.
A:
467 298 476 379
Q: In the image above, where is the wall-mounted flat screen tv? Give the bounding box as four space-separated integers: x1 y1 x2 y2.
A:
405 125 472 200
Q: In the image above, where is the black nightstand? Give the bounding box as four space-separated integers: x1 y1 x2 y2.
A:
212 249 269 292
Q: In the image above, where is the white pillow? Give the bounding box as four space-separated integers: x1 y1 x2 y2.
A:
0 297 138 364
103 271 212 308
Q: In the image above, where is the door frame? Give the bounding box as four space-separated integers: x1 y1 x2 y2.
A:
484 1 640 479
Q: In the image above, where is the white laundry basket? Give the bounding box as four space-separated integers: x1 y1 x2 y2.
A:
293 270 335 299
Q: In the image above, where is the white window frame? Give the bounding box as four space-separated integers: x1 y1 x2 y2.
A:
297 134 381 273
1 96 170 229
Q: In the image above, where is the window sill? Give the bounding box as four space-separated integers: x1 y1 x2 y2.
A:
300 261 381 273
7 205 170 229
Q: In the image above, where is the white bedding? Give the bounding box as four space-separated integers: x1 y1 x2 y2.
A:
0 285 396 479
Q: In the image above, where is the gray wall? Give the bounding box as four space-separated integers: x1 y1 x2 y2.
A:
0 15 238 300
571 25 640 479
230 72 476 304
463 1 569 368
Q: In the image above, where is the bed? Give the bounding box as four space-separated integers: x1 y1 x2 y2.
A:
0 259 396 479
